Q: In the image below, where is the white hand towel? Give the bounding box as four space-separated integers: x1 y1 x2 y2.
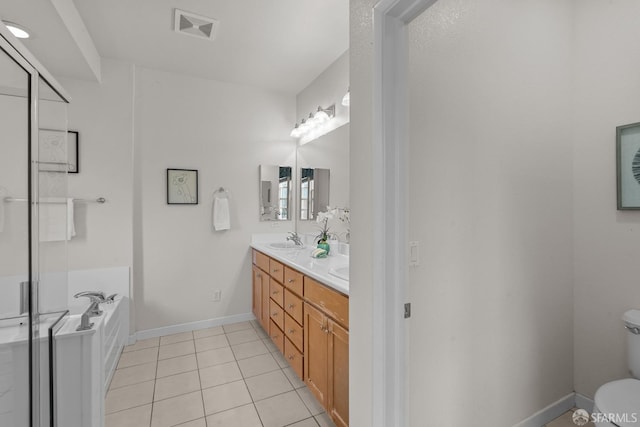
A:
0 187 6 233
213 196 231 231
67 198 76 240
39 198 75 241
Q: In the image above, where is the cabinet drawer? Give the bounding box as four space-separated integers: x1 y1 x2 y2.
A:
269 320 284 354
269 299 284 330
269 280 284 307
284 336 304 381
269 259 284 283
304 277 349 329
253 250 270 273
284 312 303 352
284 289 304 325
283 266 303 296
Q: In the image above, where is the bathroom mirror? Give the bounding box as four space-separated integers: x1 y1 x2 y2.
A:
259 165 292 221
299 167 330 220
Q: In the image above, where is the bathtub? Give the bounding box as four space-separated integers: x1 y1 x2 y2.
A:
56 295 129 427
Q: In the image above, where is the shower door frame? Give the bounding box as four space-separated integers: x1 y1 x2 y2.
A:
0 25 70 427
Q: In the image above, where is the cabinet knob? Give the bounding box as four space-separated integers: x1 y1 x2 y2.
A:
272 268 279 272
288 355 295 360
288 304 295 309
272 312 278 316
257 273 262 278
272 334 279 339
272 290 279 294
288 279 294 283
288 329 295 334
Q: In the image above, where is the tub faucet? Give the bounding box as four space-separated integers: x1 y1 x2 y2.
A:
287 231 303 246
74 292 104 316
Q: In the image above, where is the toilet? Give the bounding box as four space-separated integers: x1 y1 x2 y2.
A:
592 309 640 427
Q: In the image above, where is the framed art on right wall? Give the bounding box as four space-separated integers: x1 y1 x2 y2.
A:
617 121 640 210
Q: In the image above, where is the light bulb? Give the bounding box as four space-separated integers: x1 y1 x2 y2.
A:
314 107 330 124
342 89 350 107
4 22 30 39
290 123 302 138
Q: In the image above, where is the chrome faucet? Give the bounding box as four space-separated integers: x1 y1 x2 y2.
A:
287 231 303 246
74 291 105 316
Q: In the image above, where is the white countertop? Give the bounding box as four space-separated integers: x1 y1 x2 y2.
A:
251 234 349 296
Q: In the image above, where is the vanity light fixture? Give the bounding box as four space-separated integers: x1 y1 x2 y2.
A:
342 88 350 107
3 21 30 39
290 104 336 140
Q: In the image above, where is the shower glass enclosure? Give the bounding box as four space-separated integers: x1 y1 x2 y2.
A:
0 29 70 427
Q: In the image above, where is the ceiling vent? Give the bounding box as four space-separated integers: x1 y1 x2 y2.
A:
174 9 219 41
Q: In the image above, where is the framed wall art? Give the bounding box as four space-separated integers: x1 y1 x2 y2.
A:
616 122 640 210
167 169 198 205
67 130 79 173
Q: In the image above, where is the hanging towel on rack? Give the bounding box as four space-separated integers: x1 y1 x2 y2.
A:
213 193 231 231
40 198 76 241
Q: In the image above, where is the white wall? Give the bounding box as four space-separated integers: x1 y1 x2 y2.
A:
407 1 574 424
349 1 375 425
59 59 134 272
133 66 295 331
573 0 640 399
295 50 350 238
351 0 578 425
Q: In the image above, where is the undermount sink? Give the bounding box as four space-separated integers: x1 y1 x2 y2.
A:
329 266 349 281
269 242 305 250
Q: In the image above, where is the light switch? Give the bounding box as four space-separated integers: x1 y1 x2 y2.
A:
409 241 419 266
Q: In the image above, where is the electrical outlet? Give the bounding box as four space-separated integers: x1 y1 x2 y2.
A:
213 290 221 302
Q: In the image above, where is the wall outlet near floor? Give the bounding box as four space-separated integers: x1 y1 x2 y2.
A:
212 290 222 302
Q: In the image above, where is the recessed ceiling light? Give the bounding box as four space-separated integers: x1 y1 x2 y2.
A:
3 21 30 39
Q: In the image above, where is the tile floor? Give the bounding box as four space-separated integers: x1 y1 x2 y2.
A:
545 408 595 427
105 320 337 427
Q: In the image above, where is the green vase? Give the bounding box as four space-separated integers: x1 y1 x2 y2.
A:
317 241 330 254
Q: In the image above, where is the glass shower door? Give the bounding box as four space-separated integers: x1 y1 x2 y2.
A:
0 42 35 427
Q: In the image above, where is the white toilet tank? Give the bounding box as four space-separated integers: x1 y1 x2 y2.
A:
623 309 640 378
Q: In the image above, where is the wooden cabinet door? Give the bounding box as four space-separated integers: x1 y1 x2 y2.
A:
328 319 349 427
260 276 271 331
304 302 328 407
252 266 263 322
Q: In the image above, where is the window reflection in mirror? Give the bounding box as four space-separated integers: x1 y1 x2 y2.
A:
259 165 292 221
299 167 330 221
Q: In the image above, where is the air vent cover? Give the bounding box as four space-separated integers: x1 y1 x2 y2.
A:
174 9 219 41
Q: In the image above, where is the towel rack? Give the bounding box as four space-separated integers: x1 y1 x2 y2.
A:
3 197 107 204
213 187 228 198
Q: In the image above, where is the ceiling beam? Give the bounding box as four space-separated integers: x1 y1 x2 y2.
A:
51 0 101 82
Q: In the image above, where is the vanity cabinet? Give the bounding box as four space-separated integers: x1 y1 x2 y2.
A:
251 249 349 427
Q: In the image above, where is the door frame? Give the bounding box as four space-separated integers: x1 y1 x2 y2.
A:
371 0 438 426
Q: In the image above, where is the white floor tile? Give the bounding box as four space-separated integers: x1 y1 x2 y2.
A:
297 387 324 416
254 390 311 427
154 370 201 401
289 418 320 427
193 326 225 339
158 340 195 360
226 329 261 345
160 331 194 346
237 353 280 378
199 361 243 389
117 347 158 369
109 361 157 390
232 339 270 360
105 403 152 427
157 354 198 378
283 366 305 389
223 321 254 333
123 337 159 353
196 347 235 368
202 379 253 415
105 380 155 414
206 403 262 427
194 335 229 352
245 370 293 401
151 391 204 427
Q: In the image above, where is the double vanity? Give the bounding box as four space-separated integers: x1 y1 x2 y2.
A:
250 234 349 427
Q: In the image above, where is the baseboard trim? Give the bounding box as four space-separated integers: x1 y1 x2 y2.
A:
513 393 575 427
575 393 595 412
133 312 256 341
